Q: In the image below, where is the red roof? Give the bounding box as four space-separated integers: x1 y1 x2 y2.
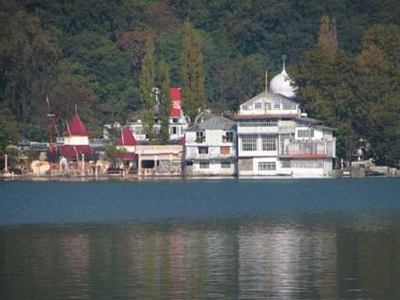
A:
63 113 89 136
61 145 92 157
170 88 181 101
116 127 137 146
170 88 181 117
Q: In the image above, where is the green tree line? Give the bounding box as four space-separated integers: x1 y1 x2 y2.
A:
1 0 400 165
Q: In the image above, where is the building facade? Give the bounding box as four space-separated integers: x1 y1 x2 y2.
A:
135 145 183 176
128 88 188 143
236 63 336 178
184 114 237 177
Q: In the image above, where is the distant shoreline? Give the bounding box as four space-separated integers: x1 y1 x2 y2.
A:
1 173 398 182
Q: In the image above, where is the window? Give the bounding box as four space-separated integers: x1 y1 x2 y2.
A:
282 100 297 110
239 121 277 127
242 104 249 110
273 101 280 109
261 135 277 151
200 162 209 169
221 162 231 169
298 129 314 138
171 126 177 134
220 146 230 155
223 131 233 143
196 131 205 143
258 162 276 171
186 160 193 166
281 159 291 168
242 135 258 151
172 118 179 123
141 160 155 169
198 146 208 154
255 102 263 109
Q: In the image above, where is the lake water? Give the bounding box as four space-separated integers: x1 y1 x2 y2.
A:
1 178 400 300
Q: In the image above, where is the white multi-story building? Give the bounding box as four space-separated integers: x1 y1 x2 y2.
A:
236 60 336 178
184 114 237 177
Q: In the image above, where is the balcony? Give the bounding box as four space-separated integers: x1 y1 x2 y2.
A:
185 146 236 160
279 141 335 158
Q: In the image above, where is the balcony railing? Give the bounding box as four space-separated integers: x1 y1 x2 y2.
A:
279 141 334 158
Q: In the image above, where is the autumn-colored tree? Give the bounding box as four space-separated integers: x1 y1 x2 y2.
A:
180 21 205 125
318 15 338 62
157 59 171 144
294 16 357 160
355 24 400 165
117 28 157 76
139 37 156 141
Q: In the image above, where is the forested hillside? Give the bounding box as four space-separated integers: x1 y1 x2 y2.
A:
1 0 400 164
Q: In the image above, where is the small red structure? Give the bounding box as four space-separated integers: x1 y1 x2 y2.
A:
170 88 182 117
116 127 137 160
61 113 92 158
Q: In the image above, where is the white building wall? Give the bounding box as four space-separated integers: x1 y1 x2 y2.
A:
185 128 237 176
237 134 278 158
191 161 236 176
239 98 300 116
64 136 89 145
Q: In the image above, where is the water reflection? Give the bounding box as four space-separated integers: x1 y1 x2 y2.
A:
1 213 400 300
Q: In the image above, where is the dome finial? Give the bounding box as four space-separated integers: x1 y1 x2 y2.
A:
282 54 287 71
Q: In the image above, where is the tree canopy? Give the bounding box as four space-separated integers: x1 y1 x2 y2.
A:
1 0 400 164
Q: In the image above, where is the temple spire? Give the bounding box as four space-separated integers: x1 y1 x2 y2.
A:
282 54 287 72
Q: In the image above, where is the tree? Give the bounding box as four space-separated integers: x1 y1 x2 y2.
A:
294 16 357 160
105 145 127 168
0 105 20 155
157 59 171 144
317 15 338 62
139 37 156 141
180 21 205 125
0 1 59 135
355 24 400 165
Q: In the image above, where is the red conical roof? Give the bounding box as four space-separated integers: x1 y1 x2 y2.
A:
116 127 137 146
63 113 89 136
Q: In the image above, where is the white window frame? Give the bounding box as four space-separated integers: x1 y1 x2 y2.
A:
261 135 277 151
258 162 276 171
241 135 258 151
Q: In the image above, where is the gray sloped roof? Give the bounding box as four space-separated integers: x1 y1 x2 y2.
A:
187 114 236 131
295 117 335 130
241 91 297 106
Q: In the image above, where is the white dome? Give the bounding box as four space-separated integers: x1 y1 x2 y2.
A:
270 67 297 98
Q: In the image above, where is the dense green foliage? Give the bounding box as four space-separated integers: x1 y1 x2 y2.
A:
180 21 205 125
1 0 400 164
139 37 156 141
294 20 400 165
